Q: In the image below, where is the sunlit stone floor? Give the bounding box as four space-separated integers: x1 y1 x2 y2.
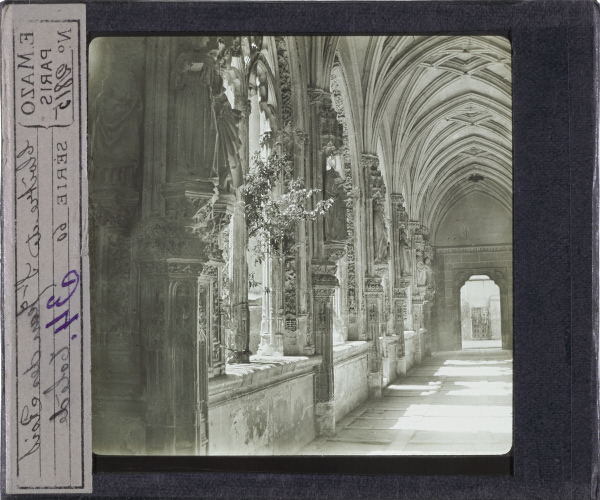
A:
298 348 512 455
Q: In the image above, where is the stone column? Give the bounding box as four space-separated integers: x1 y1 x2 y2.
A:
137 181 217 456
423 298 433 357
389 194 409 371
393 279 410 375
412 229 434 360
307 84 344 433
227 97 252 363
207 197 234 377
412 230 425 364
254 132 286 357
407 221 424 330
344 183 360 340
257 248 284 356
325 243 348 345
330 67 359 341
292 130 314 354
271 37 310 356
364 275 384 398
362 154 380 273
275 129 313 356
362 153 387 396
422 241 435 357
135 34 244 455
312 260 339 436
412 296 424 364
227 191 251 362
375 262 394 384
307 87 329 258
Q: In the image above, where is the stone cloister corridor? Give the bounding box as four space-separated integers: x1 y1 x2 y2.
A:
298 348 512 455
89 34 512 456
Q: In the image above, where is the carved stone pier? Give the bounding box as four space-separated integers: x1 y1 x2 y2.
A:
136 181 220 455
312 259 339 436
364 274 384 398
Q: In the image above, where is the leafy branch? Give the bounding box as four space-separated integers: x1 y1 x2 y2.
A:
240 151 333 264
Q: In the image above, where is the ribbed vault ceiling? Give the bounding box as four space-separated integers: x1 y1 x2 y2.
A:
337 35 512 238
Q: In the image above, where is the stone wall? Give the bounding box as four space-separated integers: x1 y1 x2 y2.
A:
333 342 370 422
435 246 513 351
382 336 398 386
208 357 320 455
208 343 373 454
92 400 145 455
94 343 379 456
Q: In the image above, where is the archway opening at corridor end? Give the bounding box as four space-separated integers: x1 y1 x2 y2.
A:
460 275 501 349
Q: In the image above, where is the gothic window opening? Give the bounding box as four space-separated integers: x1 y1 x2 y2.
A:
246 50 285 356
460 275 501 349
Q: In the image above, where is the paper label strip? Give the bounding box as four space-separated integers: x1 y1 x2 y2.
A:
2 4 91 494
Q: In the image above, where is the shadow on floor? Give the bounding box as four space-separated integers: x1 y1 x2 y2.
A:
297 348 513 455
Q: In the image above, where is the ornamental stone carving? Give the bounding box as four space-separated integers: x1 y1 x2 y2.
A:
398 228 412 277
171 37 242 188
324 242 347 263
275 36 293 128
165 196 206 221
393 279 411 298
409 221 423 235
312 262 338 276
318 97 344 156
413 233 425 251
364 274 384 294
362 153 379 172
373 198 389 263
312 273 340 288
392 196 409 230
284 257 297 331
324 166 348 243
416 249 431 287
307 87 331 107
90 68 143 185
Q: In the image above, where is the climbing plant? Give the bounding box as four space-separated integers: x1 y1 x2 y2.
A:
240 150 333 264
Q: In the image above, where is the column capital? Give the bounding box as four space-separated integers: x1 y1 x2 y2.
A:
307 86 332 107
374 261 390 278
324 241 347 263
364 274 384 295
408 220 424 235
393 285 410 298
361 153 380 172
311 258 339 299
390 193 405 207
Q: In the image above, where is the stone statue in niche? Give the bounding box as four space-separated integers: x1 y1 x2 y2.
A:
213 91 243 189
171 37 242 188
324 164 348 242
399 228 412 276
172 37 219 178
424 256 435 289
214 39 243 189
416 250 432 286
90 68 143 182
373 199 389 263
